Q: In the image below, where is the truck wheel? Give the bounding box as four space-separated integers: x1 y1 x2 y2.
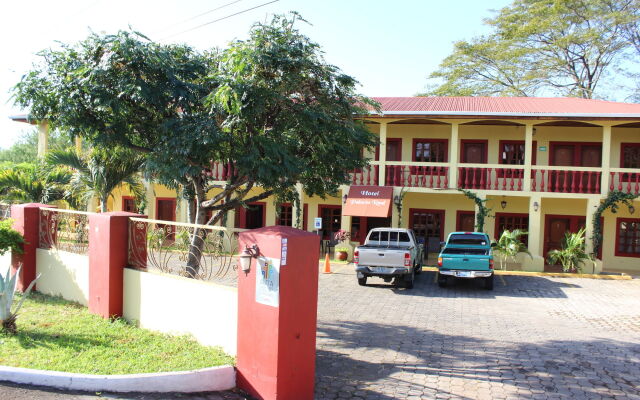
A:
404 271 415 289
484 275 494 290
358 277 367 286
415 263 422 275
437 272 447 288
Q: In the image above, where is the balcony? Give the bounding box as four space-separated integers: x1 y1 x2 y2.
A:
531 167 601 194
458 165 524 191
609 169 640 195
383 163 449 189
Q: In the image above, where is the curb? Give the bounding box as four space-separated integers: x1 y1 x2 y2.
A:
420 266 633 280
0 364 235 393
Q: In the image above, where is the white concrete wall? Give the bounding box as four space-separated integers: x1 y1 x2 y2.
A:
36 249 89 306
0 251 11 271
123 269 238 356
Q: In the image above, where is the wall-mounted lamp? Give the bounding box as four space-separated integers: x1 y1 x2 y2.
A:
533 201 540 212
630 205 636 215
394 195 400 204
500 197 507 210
238 244 260 272
532 127 537 136
342 194 348 204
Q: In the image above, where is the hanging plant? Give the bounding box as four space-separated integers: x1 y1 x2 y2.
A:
458 188 492 232
394 186 408 228
591 190 639 258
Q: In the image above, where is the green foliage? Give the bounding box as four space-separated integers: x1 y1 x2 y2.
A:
493 229 531 270
592 190 639 258
0 129 73 164
547 228 594 273
1 265 39 334
1 291 234 372
46 146 146 212
458 189 492 232
0 162 72 204
0 220 24 256
425 0 639 98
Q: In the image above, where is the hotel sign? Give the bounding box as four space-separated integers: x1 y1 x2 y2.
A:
342 186 393 218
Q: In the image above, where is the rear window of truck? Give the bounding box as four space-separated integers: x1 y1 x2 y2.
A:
368 231 411 242
448 234 488 246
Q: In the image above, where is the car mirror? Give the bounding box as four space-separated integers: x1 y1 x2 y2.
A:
440 241 446 247
490 242 497 247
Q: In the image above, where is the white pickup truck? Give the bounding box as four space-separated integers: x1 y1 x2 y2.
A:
353 228 424 289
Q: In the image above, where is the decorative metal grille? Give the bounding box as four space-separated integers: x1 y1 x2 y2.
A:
39 209 90 254
128 218 241 282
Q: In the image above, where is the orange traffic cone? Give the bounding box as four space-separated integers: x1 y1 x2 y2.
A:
323 252 332 274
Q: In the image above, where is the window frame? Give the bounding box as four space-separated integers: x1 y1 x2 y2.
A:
411 138 449 163
614 217 640 258
494 212 529 246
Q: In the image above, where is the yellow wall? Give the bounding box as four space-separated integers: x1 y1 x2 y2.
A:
601 200 640 273
36 249 89 306
123 268 238 355
611 126 640 167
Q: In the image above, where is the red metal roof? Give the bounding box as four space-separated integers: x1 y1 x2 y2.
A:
370 97 640 117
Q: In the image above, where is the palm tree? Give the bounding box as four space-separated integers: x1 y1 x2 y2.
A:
547 228 595 273
46 147 146 212
493 229 532 270
0 162 72 204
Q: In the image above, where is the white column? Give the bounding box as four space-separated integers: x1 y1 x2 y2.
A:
521 195 545 272
37 121 49 158
292 183 305 229
584 196 601 259
177 197 189 223
378 122 387 185
524 124 534 192
449 123 459 189
601 125 612 195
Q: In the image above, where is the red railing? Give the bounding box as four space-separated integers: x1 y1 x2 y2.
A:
458 167 524 191
205 162 237 181
385 165 449 189
531 168 601 194
350 166 379 186
609 171 640 195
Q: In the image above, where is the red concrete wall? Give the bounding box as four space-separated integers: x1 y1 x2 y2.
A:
237 226 320 400
10 203 55 291
88 211 143 318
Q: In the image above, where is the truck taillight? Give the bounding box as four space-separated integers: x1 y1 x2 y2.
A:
437 257 443 267
489 258 494 269
354 250 359 265
404 252 411 267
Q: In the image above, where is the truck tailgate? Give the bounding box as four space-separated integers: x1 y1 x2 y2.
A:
358 248 407 268
441 254 490 270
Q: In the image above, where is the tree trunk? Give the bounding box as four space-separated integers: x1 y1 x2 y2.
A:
186 195 196 224
186 181 206 278
100 195 108 213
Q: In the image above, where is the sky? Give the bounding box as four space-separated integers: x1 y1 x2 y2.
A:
0 0 511 148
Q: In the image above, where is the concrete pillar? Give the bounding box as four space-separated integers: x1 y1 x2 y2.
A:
10 203 55 291
144 180 155 219
392 187 402 228
378 122 387 185
522 195 545 272
88 211 144 318
266 201 277 227
449 123 459 189
237 226 320 400
292 183 304 229
37 121 49 158
601 125 612 195
524 124 534 192
584 196 601 257
473 193 486 232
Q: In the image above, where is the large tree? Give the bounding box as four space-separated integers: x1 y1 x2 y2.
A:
425 0 639 99
13 14 377 275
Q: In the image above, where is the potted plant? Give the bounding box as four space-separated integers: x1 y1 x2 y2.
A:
493 229 532 270
334 247 349 261
547 228 595 273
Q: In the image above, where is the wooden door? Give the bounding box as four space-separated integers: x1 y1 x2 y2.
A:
581 145 602 189
156 198 177 241
319 205 342 240
545 217 571 259
460 141 488 188
550 145 575 192
384 139 402 185
456 211 476 232
410 209 444 253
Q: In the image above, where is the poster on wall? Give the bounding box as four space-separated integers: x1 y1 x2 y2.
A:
256 257 280 307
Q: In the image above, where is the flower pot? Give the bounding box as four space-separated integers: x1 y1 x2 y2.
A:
335 251 348 261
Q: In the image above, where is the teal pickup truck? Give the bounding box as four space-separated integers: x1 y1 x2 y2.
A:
436 232 495 290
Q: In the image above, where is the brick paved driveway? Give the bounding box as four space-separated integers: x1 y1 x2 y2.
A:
315 266 640 399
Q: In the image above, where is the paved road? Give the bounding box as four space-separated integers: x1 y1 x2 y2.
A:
2 266 640 399
315 266 640 399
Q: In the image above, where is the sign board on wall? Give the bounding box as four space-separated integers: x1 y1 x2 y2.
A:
314 217 322 230
342 185 393 218
256 257 280 307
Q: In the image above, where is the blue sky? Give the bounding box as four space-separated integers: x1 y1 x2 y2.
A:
0 0 510 148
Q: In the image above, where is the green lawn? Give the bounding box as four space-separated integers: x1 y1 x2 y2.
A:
0 292 234 374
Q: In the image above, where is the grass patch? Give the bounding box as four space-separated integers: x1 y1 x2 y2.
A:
0 292 234 374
